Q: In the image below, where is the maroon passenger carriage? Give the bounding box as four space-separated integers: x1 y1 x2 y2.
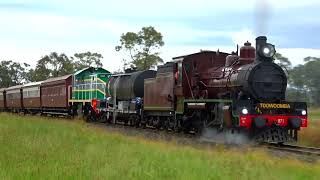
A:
41 75 73 115
22 82 42 114
0 88 6 111
5 85 23 113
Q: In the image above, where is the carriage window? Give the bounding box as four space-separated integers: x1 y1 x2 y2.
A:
177 62 183 86
61 87 66 96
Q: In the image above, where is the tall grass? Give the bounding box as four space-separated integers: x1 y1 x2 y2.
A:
309 108 320 121
298 109 320 147
0 113 320 179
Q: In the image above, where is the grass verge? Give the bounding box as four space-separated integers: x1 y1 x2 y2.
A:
0 113 320 180
298 109 320 147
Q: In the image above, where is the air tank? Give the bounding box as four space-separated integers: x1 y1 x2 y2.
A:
108 70 157 100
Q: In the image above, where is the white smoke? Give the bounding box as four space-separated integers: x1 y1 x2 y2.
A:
199 128 250 145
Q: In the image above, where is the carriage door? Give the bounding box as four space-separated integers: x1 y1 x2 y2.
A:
175 61 184 113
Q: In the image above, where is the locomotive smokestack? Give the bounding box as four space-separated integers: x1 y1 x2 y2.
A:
255 36 267 62
256 36 267 47
255 36 275 62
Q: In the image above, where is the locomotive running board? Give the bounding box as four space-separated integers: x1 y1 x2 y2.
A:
42 112 69 116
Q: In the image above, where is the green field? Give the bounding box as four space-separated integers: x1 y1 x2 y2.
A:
0 113 320 180
309 108 320 121
298 109 320 147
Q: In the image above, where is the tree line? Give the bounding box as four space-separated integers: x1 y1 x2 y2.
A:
0 52 103 87
285 57 320 107
273 53 320 107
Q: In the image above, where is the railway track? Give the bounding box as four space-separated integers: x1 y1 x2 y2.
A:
89 121 320 159
91 121 320 157
261 143 320 156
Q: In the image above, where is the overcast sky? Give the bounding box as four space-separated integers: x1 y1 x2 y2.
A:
0 0 320 71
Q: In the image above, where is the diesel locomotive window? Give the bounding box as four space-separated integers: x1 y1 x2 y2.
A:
97 83 105 92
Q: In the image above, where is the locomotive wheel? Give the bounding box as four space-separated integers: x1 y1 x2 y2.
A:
128 114 136 127
140 118 147 128
164 118 170 131
174 124 182 133
134 116 141 128
141 122 147 129
124 118 129 126
86 110 97 122
85 114 91 122
174 118 183 133
105 114 111 124
155 117 163 130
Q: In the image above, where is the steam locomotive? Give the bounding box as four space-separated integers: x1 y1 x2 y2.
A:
0 36 308 144
92 36 308 143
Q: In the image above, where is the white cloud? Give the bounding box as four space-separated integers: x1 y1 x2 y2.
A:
0 0 319 73
0 43 124 71
32 0 320 18
0 11 139 43
277 48 320 66
0 11 256 72
0 12 73 37
231 29 256 46
1 39 320 74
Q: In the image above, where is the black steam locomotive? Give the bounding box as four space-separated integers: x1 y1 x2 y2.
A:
89 36 308 143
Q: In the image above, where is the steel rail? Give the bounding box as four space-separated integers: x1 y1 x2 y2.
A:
261 142 320 156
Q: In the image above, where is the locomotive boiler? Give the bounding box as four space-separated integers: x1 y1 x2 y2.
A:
209 36 287 102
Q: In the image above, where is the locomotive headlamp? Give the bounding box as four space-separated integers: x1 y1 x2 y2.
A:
301 110 307 116
242 108 248 115
261 43 276 58
263 47 270 54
